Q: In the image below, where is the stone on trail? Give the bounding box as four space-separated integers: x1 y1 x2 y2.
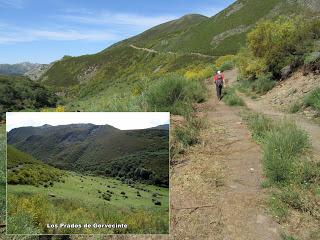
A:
280 65 292 80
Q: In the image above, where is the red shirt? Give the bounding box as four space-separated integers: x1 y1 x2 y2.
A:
214 73 225 82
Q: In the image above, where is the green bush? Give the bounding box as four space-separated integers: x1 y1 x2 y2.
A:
280 187 305 210
223 88 245 106
174 125 198 147
220 61 234 72
237 73 275 95
0 75 60 120
263 121 309 183
247 17 309 75
303 88 320 112
268 194 289 222
7 210 41 234
170 116 207 159
281 233 299 240
107 94 147 112
245 114 319 229
146 74 206 115
237 17 320 79
304 52 320 65
295 160 320 186
289 101 303 113
246 113 274 142
251 74 276 94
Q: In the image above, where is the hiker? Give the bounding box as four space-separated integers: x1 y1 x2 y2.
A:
214 70 225 100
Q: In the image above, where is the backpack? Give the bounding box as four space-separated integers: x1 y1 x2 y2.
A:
216 74 223 87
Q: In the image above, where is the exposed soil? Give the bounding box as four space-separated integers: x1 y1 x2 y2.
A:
256 69 320 119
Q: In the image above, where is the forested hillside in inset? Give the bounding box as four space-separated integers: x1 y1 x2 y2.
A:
8 124 169 186
7 145 64 186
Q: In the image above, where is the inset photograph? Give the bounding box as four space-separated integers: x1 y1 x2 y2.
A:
6 112 169 235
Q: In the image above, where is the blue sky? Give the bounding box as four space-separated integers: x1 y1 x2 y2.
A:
0 0 235 64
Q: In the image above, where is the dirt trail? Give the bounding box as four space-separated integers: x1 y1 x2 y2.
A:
129 44 216 59
110 70 307 240
169 69 280 239
238 91 320 161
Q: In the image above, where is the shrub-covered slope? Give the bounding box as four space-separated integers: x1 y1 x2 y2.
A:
0 75 60 120
8 124 169 186
7 145 63 186
39 0 320 108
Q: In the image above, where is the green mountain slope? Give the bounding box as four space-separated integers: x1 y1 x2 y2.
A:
120 14 208 49
0 75 60 120
156 0 320 55
7 145 63 186
40 14 211 89
8 124 169 186
39 0 320 108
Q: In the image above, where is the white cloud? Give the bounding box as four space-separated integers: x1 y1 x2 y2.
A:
0 27 120 44
59 11 178 29
6 112 170 131
30 29 119 41
0 0 24 8
0 9 178 44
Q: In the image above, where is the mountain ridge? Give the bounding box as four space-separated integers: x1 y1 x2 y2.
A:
8 123 169 132
0 62 43 76
8 123 169 186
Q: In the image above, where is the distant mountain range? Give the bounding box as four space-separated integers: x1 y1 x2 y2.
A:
0 62 41 75
0 62 53 80
8 123 169 186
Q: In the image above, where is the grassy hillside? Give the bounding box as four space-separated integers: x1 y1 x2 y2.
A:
0 75 60 120
155 0 320 55
7 145 64 186
38 0 320 111
8 124 169 186
7 126 169 234
41 14 211 89
8 171 169 234
122 14 208 49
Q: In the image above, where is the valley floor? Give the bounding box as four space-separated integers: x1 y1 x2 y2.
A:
7 172 169 235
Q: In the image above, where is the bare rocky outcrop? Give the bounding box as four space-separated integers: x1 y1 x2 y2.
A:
280 65 293 80
224 1 244 17
24 63 53 81
287 0 320 12
77 65 99 83
211 25 252 47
